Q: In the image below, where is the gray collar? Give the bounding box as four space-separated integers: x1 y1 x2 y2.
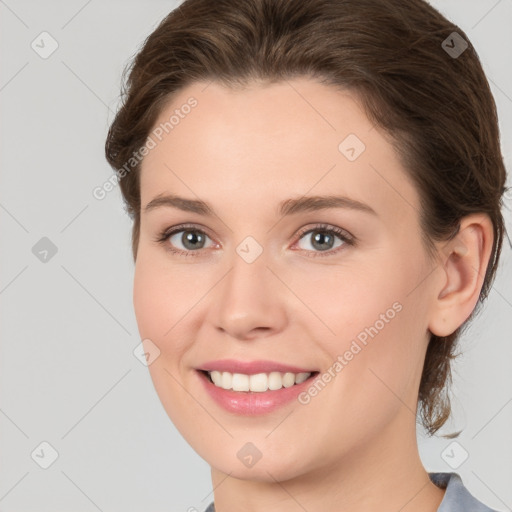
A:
429 472 498 511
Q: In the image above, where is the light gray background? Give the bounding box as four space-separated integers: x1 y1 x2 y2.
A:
0 1 511 511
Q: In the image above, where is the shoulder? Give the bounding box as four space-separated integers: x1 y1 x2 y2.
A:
429 472 501 512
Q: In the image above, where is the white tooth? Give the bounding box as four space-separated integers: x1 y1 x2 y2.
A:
210 371 222 386
282 372 295 388
232 373 250 392
295 372 310 384
221 371 233 390
268 371 283 390
249 373 269 392
210 371 312 391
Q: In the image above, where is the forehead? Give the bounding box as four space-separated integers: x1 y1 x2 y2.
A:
139 78 419 224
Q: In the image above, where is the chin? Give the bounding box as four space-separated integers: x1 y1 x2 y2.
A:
203 444 311 483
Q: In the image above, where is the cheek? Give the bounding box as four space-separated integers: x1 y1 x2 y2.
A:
297 299 426 462
133 257 204 437
133 252 203 345
133 262 170 345
132 256 196 398
283 258 404 344
307 250 429 394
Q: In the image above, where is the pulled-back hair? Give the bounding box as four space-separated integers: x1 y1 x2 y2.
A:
105 0 508 436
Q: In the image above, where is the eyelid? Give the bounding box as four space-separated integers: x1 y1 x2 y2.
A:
158 222 215 238
294 223 353 242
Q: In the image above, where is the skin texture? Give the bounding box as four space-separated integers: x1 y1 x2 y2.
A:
133 78 493 512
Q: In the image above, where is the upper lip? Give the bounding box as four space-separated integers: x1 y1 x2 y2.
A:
197 359 317 374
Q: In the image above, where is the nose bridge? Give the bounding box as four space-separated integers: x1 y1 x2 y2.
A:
211 237 286 338
218 226 270 286
223 239 271 301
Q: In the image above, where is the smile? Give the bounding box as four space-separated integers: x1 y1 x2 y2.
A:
196 363 320 415
206 370 312 392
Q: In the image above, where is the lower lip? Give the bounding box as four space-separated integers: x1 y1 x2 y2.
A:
196 370 318 415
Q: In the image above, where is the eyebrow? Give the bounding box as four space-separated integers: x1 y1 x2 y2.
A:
143 193 377 217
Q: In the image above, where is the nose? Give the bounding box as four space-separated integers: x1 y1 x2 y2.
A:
209 247 288 341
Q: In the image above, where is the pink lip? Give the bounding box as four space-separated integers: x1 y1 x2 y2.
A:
195 363 319 416
197 359 316 374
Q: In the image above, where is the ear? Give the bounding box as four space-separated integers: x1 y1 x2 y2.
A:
428 214 494 337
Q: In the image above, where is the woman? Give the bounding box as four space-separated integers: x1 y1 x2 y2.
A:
105 0 508 510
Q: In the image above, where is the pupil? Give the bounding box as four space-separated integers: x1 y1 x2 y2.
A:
313 231 333 251
184 231 204 249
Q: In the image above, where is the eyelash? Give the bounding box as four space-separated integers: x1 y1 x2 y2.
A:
154 223 355 258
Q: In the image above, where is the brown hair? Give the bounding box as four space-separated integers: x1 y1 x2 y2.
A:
104 0 508 436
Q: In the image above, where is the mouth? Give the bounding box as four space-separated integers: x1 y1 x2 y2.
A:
195 368 320 415
199 369 319 392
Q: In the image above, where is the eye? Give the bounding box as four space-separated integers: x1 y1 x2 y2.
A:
294 224 354 257
155 222 355 258
155 224 215 256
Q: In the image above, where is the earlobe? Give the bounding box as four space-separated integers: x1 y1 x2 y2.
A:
428 214 493 337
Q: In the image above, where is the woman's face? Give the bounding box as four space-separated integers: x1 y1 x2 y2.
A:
134 78 442 481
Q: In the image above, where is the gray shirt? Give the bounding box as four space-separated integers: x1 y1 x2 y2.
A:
203 472 499 511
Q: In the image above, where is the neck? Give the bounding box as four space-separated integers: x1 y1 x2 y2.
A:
209 411 445 512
